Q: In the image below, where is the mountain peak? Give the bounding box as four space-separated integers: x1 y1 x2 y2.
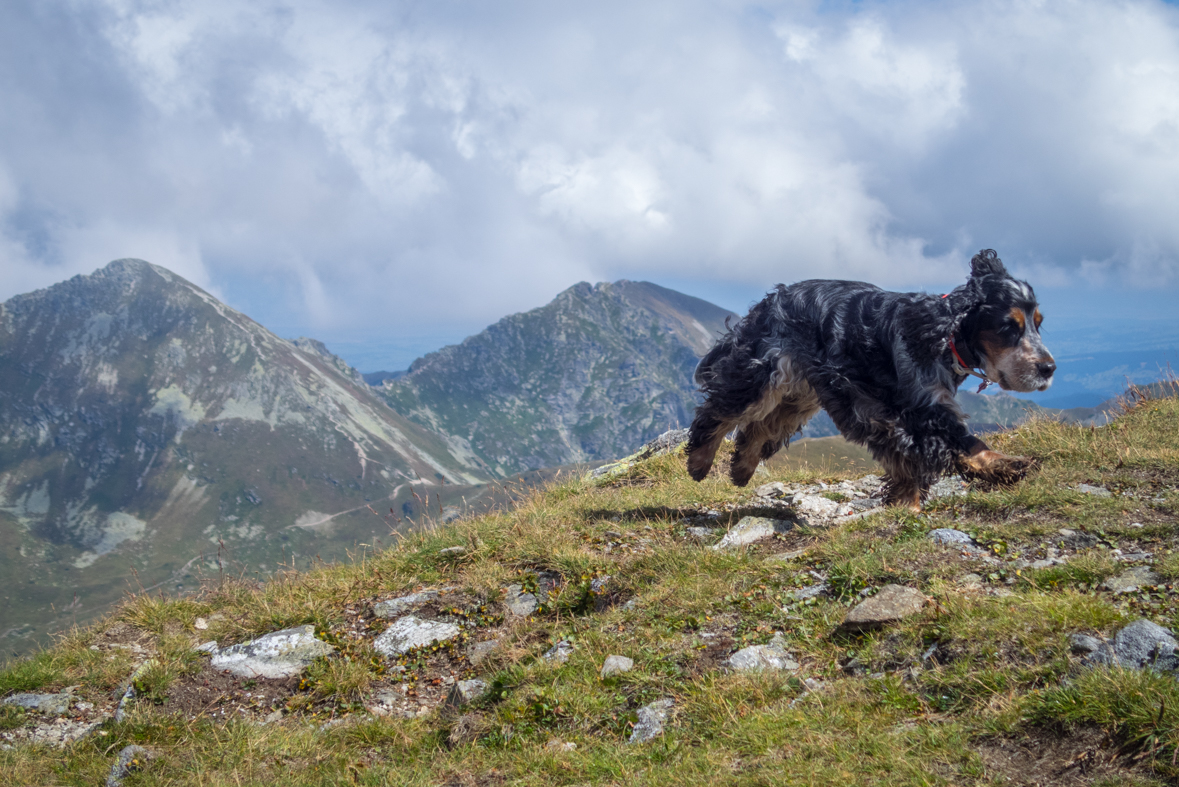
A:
379 281 737 475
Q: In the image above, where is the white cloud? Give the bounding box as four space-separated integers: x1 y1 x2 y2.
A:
1 0 1178 369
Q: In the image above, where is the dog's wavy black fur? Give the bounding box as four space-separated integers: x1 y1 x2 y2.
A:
686 250 1056 508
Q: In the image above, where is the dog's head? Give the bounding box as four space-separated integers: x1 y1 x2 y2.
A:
957 250 1055 393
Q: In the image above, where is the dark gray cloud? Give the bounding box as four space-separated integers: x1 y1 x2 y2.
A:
2 0 1178 369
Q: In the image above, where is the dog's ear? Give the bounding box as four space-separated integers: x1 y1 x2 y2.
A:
970 249 1007 278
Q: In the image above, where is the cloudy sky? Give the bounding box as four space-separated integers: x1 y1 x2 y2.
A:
3 0 1179 371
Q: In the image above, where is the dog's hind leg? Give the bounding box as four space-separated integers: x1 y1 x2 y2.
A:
686 405 734 482
729 395 821 487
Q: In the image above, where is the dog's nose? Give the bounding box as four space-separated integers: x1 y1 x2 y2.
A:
1037 359 1056 378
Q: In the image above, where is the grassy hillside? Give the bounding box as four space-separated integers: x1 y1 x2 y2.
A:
2 389 1179 785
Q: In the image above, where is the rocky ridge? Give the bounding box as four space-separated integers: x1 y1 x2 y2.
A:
0 260 491 652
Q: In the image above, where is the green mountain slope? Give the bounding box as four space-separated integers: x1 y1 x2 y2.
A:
377 280 736 475
0 260 490 653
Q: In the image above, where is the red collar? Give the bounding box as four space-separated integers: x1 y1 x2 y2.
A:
943 293 992 392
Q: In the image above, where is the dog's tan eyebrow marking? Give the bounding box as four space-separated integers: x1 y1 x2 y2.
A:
1010 308 1026 330
1033 308 1042 329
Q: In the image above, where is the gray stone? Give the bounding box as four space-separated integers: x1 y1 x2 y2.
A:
545 739 577 751
543 640 574 663
1 692 71 716
105 745 152 787
1101 566 1161 594
728 636 798 672
1070 633 1118 666
504 584 540 617
1077 483 1112 497
712 516 794 550
793 494 848 521
1113 620 1179 671
927 476 967 499
628 699 674 744
194 640 218 654
372 589 447 619
842 585 926 631
210 625 335 679
686 526 721 541
928 528 978 548
445 679 487 707
959 573 985 586
789 583 830 601
438 546 467 557
1117 552 1152 562
372 616 461 656
467 639 501 665
600 655 634 677
754 482 791 500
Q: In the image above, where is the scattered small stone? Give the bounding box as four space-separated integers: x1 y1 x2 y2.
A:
1113 620 1179 671
842 585 926 631
728 635 799 672
600 655 634 678
1101 566 1161 594
105 745 153 787
1116 552 1152 563
622 598 639 611
628 699 674 744
1 692 71 716
793 494 848 520
438 546 466 557
545 738 577 751
712 516 794 550
543 640 574 663
1058 530 1100 549
445 679 487 708
958 573 984 586
1075 620 1179 671
210 626 335 679
789 583 829 601
1129 522 1144 528
193 617 208 630
504 585 541 617
372 589 451 619
928 528 986 554
1076 483 1112 497
467 639 501 665
754 482 791 500
373 616 461 657
262 709 284 724
686 526 721 541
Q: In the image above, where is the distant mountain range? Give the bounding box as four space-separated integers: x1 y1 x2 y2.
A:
0 260 493 654
374 280 735 476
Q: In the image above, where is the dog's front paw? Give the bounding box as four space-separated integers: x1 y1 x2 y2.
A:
958 450 1037 486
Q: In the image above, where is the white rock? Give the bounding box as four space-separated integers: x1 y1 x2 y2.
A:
628 699 674 744
372 590 450 619
543 640 574 663
445 679 487 707
728 635 799 672
712 516 794 550
600 655 634 677
373 616 461 656
210 625 335 679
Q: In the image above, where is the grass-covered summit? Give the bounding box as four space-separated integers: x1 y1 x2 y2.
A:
2 388 1178 786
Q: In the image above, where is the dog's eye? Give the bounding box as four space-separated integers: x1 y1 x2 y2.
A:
1033 309 1043 329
